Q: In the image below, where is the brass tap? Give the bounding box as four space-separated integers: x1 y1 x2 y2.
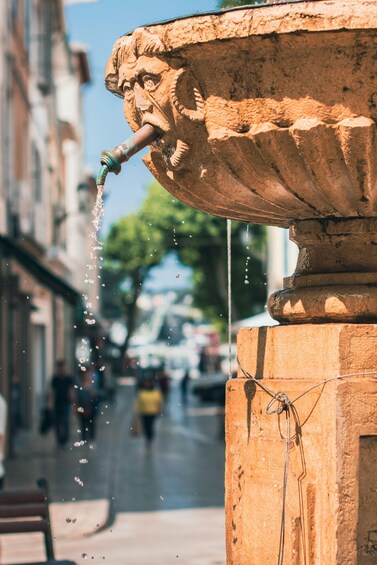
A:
97 124 159 186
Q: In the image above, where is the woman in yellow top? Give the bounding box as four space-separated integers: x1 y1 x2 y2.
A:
135 378 163 446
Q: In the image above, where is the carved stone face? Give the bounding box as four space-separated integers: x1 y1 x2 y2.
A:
124 56 176 135
109 32 206 172
106 4 377 229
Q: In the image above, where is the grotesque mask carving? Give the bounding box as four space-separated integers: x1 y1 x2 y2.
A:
106 29 206 173
105 8 377 227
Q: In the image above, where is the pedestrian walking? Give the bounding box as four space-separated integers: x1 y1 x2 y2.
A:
76 367 98 446
180 370 190 405
135 378 162 447
156 365 170 401
0 393 7 489
50 360 75 449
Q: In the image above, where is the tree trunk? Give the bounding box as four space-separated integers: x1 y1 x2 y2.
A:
119 270 144 368
211 248 239 322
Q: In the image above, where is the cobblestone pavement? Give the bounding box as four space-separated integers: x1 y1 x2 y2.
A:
2 379 226 564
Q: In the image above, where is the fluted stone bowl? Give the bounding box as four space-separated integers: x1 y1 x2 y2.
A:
104 0 377 323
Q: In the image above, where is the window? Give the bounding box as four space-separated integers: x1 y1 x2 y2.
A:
11 0 19 21
37 0 52 94
31 143 42 202
23 0 32 54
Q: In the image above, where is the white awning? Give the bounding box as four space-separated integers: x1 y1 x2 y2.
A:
232 311 278 332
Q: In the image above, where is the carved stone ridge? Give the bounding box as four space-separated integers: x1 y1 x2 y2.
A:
105 3 377 226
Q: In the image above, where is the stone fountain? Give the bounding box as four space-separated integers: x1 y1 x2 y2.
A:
103 1 377 563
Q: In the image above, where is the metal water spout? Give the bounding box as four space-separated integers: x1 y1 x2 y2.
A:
96 123 159 185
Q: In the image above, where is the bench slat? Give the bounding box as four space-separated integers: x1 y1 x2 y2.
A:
0 518 49 534
0 503 47 518
0 490 45 504
12 562 77 565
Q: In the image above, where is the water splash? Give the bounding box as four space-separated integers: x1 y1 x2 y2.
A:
227 219 232 378
92 184 105 232
173 227 178 247
244 224 251 285
74 476 84 487
78 184 106 374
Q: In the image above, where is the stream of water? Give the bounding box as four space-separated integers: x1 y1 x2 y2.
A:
227 219 232 379
244 224 251 285
77 184 106 373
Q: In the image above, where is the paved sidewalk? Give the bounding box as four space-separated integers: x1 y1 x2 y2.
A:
2 381 226 564
2 394 118 563
57 507 226 565
5 400 116 530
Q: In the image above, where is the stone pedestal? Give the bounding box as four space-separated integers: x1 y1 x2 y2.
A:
226 324 377 565
269 219 377 324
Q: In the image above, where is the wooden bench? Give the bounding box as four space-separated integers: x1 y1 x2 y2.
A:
0 478 76 565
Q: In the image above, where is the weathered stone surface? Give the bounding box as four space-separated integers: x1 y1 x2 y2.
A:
105 0 377 322
269 217 377 323
103 5 377 565
105 0 377 226
226 325 377 564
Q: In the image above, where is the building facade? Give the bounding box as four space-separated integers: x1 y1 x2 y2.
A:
266 225 298 298
0 0 100 450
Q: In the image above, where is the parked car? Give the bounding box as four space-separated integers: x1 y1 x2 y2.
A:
191 372 228 404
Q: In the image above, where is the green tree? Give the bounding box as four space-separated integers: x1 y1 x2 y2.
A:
105 181 267 352
104 212 166 356
140 182 267 334
220 0 266 8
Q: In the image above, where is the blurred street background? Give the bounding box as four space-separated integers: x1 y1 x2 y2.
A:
4 378 226 564
0 0 297 563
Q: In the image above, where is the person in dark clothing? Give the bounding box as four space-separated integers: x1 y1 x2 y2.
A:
76 367 98 445
50 360 75 448
180 370 190 405
156 365 170 401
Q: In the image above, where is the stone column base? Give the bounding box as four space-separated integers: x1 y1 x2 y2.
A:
268 218 377 324
226 324 377 565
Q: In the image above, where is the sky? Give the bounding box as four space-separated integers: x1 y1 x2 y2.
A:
64 0 218 232
63 0 219 289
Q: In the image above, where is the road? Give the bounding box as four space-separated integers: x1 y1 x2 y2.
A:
4 379 226 564
110 378 225 514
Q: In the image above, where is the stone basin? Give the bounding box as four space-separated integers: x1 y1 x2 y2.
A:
105 0 377 323
103 9 377 562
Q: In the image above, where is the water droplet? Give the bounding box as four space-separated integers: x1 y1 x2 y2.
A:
81 553 88 559
74 441 85 447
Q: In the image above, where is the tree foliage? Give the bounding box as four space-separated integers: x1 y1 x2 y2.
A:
105 181 267 348
105 212 166 354
219 0 266 9
140 182 266 328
